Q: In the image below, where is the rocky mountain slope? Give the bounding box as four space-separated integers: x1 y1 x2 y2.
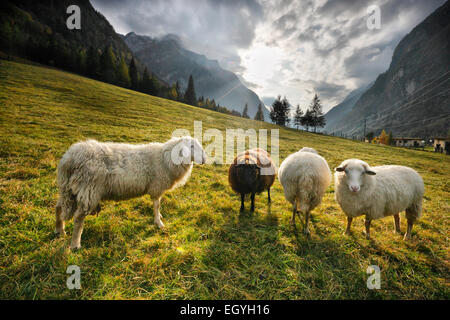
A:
123 32 268 119
325 1 450 137
324 83 373 134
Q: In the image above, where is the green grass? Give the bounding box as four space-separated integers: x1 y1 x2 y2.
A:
0 60 449 299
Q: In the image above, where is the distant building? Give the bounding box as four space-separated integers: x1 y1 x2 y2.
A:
392 137 424 148
433 137 449 154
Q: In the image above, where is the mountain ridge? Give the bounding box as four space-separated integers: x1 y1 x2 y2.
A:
324 1 450 137
123 32 269 120
324 82 373 134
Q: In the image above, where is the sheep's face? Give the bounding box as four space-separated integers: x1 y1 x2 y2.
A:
189 138 207 164
172 138 206 165
335 159 376 193
235 163 260 186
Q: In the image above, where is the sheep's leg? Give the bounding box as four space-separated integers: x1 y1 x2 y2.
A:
303 211 311 236
90 204 101 216
364 217 372 239
394 214 401 234
250 193 255 212
153 198 165 228
55 199 65 236
240 193 245 212
70 209 86 250
267 188 271 204
404 219 414 240
344 217 352 235
291 202 297 227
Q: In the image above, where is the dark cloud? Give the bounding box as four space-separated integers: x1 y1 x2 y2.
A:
317 0 368 17
91 0 447 107
298 79 347 103
91 0 263 73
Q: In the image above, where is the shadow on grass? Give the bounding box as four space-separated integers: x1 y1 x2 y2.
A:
196 204 378 299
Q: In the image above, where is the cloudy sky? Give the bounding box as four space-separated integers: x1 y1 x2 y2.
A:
91 0 446 112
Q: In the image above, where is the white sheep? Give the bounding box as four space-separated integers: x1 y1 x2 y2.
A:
278 147 332 235
55 136 206 250
334 159 424 240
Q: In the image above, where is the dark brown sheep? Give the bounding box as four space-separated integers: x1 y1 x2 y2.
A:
228 148 276 212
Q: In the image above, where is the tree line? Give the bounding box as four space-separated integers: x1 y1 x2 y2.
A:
269 94 326 132
0 9 255 120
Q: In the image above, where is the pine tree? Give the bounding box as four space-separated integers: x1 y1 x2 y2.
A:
175 81 182 101
254 103 264 121
129 58 138 90
301 109 314 132
242 103 250 118
116 55 130 88
168 82 179 101
86 46 100 79
140 67 158 96
308 94 326 132
293 105 303 129
150 74 160 96
77 48 87 75
184 75 197 106
269 96 290 126
100 45 116 84
211 99 217 110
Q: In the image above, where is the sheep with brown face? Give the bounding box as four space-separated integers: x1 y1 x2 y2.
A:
228 149 276 212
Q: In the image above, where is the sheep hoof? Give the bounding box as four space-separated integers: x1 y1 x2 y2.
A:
343 230 351 236
303 228 310 236
70 244 81 251
54 230 66 237
364 233 371 240
155 220 165 228
403 234 412 241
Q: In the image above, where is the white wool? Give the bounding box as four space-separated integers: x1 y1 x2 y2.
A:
56 136 204 220
278 147 331 213
334 159 424 221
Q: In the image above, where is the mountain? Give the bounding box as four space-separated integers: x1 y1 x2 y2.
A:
0 0 166 87
324 83 373 134
1 0 132 61
123 32 269 120
325 1 450 138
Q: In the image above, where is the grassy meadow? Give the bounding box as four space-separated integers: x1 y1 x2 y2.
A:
0 60 448 299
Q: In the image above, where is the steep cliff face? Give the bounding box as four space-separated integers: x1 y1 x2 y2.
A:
326 1 450 137
123 32 269 119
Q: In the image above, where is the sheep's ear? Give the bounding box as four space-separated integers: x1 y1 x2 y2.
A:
180 145 190 158
363 164 376 175
335 166 345 172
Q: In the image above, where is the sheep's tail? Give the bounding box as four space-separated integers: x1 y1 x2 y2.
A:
57 155 77 221
296 174 317 213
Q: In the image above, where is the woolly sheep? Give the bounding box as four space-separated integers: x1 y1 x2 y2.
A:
55 136 206 250
228 148 276 212
278 147 331 235
334 159 424 240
